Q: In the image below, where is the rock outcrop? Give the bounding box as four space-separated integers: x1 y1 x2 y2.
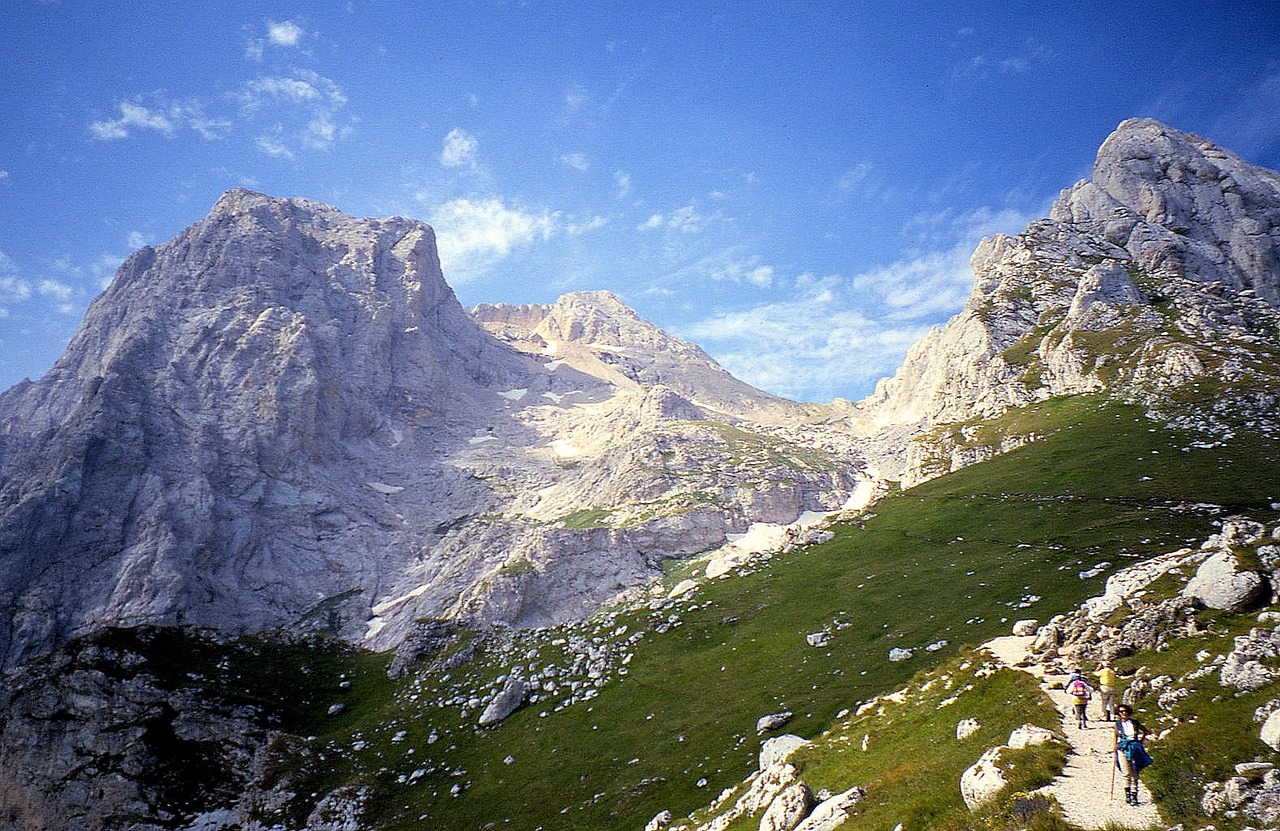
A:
850 119 1280 485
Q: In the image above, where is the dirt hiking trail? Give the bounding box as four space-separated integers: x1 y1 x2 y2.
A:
984 635 1163 829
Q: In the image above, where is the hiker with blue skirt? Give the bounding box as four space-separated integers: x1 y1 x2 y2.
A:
1114 705 1152 806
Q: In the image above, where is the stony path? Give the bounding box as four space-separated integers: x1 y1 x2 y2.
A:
983 636 1162 830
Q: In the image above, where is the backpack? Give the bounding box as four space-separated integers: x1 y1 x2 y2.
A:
1069 679 1088 697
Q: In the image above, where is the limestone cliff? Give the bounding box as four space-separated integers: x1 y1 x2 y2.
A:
852 119 1280 484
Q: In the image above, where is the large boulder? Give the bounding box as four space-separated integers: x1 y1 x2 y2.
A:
1008 724 1058 749
760 782 815 831
477 674 528 727
1012 619 1039 637
1221 628 1280 691
760 735 811 771
960 747 1007 810
794 787 866 831
1184 550 1267 612
1262 708 1280 751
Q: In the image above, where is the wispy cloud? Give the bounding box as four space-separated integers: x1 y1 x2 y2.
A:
0 252 32 309
89 97 230 141
426 196 606 282
638 203 713 234
440 128 479 168
683 283 932 402
683 204 1035 401
90 66 347 156
674 248 776 288
240 69 350 156
246 19 306 60
1210 68 1280 159
559 152 589 172
614 170 632 198
0 252 82 318
954 37 1054 81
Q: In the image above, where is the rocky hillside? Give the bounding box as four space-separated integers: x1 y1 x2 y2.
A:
0 189 867 671
852 119 1280 485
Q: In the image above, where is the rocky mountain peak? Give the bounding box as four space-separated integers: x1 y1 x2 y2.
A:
855 119 1280 483
1051 118 1280 303
0 191 866 670
474 291 804 422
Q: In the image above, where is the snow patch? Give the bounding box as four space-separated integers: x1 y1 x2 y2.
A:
497 388 528 401
469 435 498 445
366 481 405 495
842 479 876 512
371 583 431 616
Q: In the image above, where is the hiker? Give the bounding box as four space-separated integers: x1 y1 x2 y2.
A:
1096 661 1117 721
1114 705 1152 806
1067 670 1093 729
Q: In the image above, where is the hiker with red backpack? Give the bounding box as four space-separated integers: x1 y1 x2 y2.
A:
1067 669 1094 729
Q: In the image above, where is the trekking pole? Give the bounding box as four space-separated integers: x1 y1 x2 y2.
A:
1110 735 1117 801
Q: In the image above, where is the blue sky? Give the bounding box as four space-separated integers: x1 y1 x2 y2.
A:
2 2 1279 402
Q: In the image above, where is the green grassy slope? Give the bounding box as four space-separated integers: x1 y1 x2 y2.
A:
329 396 1275 830
63 395 1275 830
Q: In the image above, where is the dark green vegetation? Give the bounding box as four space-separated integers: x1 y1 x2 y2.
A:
54 396 1277 829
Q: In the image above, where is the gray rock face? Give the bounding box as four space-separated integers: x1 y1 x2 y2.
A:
851 119 1280 485
0 189 867 670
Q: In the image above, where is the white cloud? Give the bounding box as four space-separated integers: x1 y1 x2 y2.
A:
678 203 1037 401
268 20 304 47
637 203 711 234
246 19 306 60
564 85 589 112
37 280 73 302
428 198 559 282
560 152 589 172
678 249 776 288
89 97 230 141
614 170 632 198
683 287 933 402
0 170 9 181
440 128 479 168
1210 69 1280 159
241 70 350 154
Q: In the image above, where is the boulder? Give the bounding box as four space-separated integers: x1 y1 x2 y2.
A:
757 711 794 735
1008 724 1057 749
888 647 913 662
760 781 815 831
1183 551 1267 612
478 674 528 727
806 631 831 648
1012 619 1039 637
960 747 1007 810
956 718 981 740
1262 709 1280 751
644 809 673 831
1031 624 1061 653
760 735 811 771
794 786 865 831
